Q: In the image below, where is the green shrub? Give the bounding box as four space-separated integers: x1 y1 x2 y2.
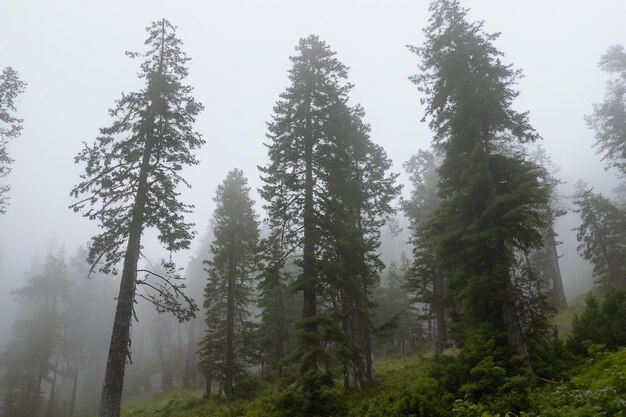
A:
233 374 267 400
424 329 535 415
347 373 452 417
568 288 626 354
248 370 345 417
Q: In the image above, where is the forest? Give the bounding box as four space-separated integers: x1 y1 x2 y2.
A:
1 0 626 416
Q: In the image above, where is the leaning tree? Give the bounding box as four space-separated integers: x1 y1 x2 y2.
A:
70 19 203 417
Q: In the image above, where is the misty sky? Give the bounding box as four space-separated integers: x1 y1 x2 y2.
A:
1 0 625 344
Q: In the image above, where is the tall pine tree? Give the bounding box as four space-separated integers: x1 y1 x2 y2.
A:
198 169 259 401
573 181 626 288
0 253 70 417
70 19 202 417
410 0 548 373
401 149 448 353
260 36 399 402
259 35 353 382
320 102 399 387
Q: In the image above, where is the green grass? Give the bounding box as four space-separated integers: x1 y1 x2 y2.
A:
112 355 434 417
120 389 252 417
97 348 626 416
525 348 626 416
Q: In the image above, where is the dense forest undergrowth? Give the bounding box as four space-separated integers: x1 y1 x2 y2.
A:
72 290 625 417
111 347 626 416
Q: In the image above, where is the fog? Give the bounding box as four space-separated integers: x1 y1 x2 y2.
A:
0 0 625 396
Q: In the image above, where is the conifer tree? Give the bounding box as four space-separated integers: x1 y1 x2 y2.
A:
0 66 26 214
371 257 426 357
524 147 567 306
573 181 626 288
410 0 548 372
320 102 399 386
401 149 448 353
261 37 399 399
259 35 353 381
256 229 298 377
0 253 70 417
198 169 259 401
586 44 626 176
70 19 202 417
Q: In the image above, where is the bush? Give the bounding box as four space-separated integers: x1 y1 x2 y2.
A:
233 374 267 400
568 288 626 354
347 371 452 417
248 370 345 417
425 328 535 415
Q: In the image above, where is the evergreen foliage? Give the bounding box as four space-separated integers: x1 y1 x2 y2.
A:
0 66 26 214
6 2 626 416
259 34 399 401
409 0 549 371
70 19 202 417
256 233 300 377
198 169 260 401
573 182 626 287
371 258 424 357
0 253 71 417
401 149 448 353
568 288 626 353
259 35 354 381
586 44 626 176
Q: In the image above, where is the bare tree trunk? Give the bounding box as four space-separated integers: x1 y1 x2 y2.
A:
546 230 567 307
183 320 196 387
157 334 172 392
502 276 534 375
340 287 352 391
203 375 212 398
362 298 375 384
69 366 78 417
98 226 141 417
276 284 285 378
45 354 60 417
433 268 448 354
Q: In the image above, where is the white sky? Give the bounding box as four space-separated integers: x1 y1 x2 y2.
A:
1 0 625 342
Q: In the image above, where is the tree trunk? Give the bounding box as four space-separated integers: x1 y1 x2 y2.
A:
183 320 196 387
203 375 212 398
362 296 375 384
99 100 157 417
224 263 235 401
502 276 534 375
433 268 448 354
275 283 285 378
546 229 567 307
300 94 318 375
69 366 78 417
45 354 60 417
340 286 352 390
157 334 172 392
98 225 142 417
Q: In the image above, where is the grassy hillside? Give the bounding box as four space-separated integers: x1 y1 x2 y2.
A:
103 348 626 417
